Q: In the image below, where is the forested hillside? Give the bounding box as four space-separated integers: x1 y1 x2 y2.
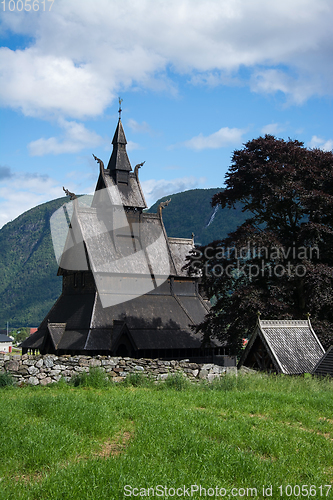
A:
147 188 245 245
0 189 247 328
0 198 66 328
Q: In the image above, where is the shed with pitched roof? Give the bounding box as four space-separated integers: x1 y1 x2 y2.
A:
238 318 325 374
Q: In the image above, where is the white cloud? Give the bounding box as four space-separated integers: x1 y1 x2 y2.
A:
0 48 113 119
249 68 327 104
141 176 206 207
261 123 285 135
180 127 245 150
127 119 153 134
0 164 98 229
126 140 142 151
308 135 333 151
0 0 331 118
0 173 65 229
28 119 105 156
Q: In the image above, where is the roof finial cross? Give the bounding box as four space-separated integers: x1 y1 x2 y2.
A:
118 97 123 119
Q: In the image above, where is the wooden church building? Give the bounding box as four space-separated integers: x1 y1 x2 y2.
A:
21 116 225 361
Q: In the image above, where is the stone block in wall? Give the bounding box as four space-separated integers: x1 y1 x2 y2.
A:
28 376 39 386
49 370 61 377
18 367 29 376
28 365 39 376
74 366 89 373
5 360 20 372
201 364 214 371
101 360 116 367
89 359 101 367
53 365 67 371
198 369 208 379
43 356 55 368
40 377 53 386
23 359 36 366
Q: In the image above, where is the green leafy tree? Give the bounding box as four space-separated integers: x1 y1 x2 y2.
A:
11 328 30 344
189 135 333 353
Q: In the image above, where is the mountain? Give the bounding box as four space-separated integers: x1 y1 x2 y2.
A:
147 188 245 245
0 198 66 329
0 188 247 328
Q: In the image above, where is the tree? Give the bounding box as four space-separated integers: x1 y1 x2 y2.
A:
11 328 30 344
189 135 333 353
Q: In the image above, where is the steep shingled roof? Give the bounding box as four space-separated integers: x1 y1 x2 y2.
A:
312 345 333 377
238 319 325 374
107 118 132 172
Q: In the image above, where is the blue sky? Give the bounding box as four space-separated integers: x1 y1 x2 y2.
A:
0 0 332 228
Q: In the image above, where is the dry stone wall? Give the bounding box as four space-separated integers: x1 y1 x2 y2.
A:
0 353 237 386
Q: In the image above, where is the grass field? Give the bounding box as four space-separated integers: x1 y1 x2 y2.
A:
0 371 332 500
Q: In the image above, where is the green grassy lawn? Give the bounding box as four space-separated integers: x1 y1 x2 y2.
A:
0 372 332 499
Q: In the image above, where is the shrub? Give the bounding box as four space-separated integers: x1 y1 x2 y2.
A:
164 372 190 391
70 367 109 388
0 371 14 388
209 373 244 391
123 372 151 387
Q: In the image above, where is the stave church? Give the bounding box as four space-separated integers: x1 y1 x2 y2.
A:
21 113 228 362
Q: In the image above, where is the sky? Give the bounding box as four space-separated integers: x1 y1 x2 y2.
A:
0 0 332 229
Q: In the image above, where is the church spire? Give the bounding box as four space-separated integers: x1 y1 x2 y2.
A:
107 100 132 177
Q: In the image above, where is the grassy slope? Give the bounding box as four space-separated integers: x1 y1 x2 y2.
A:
0 373 332 500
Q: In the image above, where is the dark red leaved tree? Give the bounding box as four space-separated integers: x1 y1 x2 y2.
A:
189 135 333 353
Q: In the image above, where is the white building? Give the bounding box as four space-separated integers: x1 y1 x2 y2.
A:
0 334 13 353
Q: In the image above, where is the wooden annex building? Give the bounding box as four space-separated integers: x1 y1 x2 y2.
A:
312 346 333 377
21 117 230 363
238 317 325 374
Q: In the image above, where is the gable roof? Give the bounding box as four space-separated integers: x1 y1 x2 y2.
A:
168 237 194 277
47 323 66 350
312 345 333 377
238 318 325 374
0 334 12 342
102 171 147 209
